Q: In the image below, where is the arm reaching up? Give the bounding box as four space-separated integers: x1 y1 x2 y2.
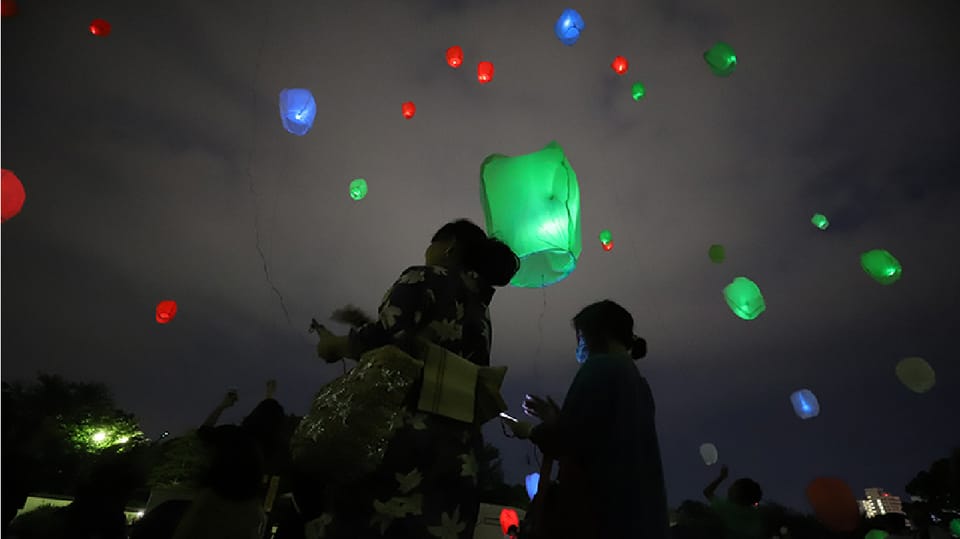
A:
703 465 729 501
202 390 238 428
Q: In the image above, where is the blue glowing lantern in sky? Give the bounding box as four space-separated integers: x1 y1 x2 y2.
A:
525 472 540 500
554 9 585 46
480 141 583 288
790 389 820 420
278 88 317 136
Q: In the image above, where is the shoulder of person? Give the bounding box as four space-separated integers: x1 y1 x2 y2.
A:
398 265 451 278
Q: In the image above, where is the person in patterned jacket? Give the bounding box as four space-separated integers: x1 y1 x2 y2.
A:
308 218 519 539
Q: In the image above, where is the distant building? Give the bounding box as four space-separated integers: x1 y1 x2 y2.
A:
860 488 904 518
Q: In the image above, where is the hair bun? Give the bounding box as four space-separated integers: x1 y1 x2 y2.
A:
630 336 647 360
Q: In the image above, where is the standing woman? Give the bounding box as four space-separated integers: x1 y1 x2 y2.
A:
304 219 519 539
509 300 670 539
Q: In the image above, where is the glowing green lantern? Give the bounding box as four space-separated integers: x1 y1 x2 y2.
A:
708 244 725 264
599 229 612 244
723 276 765 320
631 82 646 102
349 178 368 201
865 530 889 539
949 518 960 536
811 213 829 230
480 141 582 288
704 42 737 77
860 249 902 285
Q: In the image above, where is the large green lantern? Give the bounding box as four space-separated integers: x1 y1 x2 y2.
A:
480 141 582 288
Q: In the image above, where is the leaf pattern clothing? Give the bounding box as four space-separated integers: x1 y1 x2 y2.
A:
303 265 498 539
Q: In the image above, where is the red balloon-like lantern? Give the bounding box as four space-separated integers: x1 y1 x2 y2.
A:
499 508 520 537
401 101 416 120
446 46 463 68
1 0 18 17
89 18 111 36
602 241 614 252
477 61 495 84
1 169 26 223
155 300 178 324
806 477 860 533
611 55 629 75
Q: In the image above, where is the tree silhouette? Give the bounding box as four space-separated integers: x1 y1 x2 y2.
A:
1 373 144 527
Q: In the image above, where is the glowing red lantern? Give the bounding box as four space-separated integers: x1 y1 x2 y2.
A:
1 0 18 17
446 45 463 68
155 300 178 324
806 477 860 533
611 55 629 75
477 61 495 84
1 169 26 223
602 241 614 252
401 101 416 119
89 18 111 36
499 508 520 536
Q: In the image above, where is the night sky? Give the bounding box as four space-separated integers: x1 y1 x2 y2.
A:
3 0 959 511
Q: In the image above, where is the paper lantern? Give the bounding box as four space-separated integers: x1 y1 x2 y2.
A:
446 45 463 68
708 244 725 263
89 18 111 36
611 56 629 75
477 61 494 84
811 213 829 230
349 178 368 201
1 169 26 223
499 508 520 536
896 357 935 394
525 472 540 500
950 518 960 536
865 530 889 539
480 141 582 288
806 477 860 532
861 249 902 285
554 9 584 46
599 229 613 250
1 0 17 17
631 82 646 102
401 101 416 120
790 389 820 420
278 89 317 136
723 277 765 320
704 42 737 76
155 300 178 324
699 443 718 466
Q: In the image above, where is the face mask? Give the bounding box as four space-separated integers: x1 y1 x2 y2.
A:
575 334 589 364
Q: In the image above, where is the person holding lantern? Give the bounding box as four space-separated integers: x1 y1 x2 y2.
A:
296 218 520 539
507 299 670 539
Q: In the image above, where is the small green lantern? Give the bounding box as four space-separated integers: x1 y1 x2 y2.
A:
811 213 829 230
349 178 368 201
708 244 725 264
860 249 902 285
631 82 646 102
704 42 737 77
480 141 582 288
723 276 765 320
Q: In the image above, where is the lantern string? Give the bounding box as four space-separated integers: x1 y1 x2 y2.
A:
242 4 297 335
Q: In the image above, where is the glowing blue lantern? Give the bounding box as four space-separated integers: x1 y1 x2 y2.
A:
278 88 317 136
554 9 585 46
525 472 540 500
790 389 820 420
